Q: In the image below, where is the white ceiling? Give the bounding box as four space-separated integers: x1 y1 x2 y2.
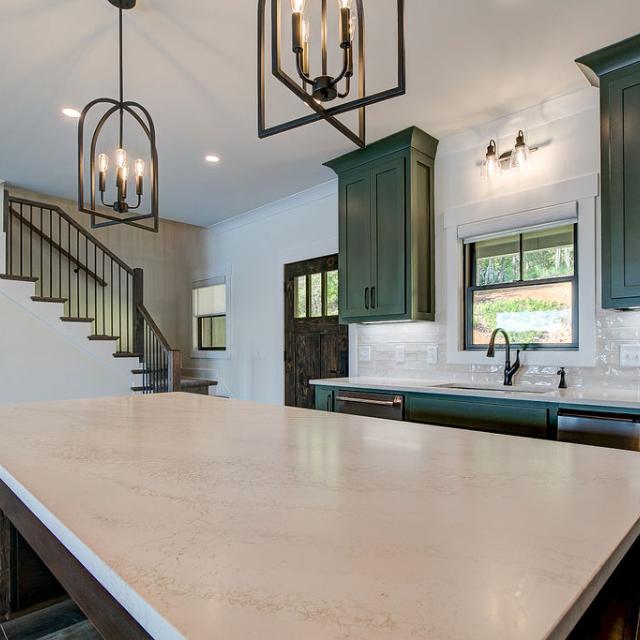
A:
2 0 639 227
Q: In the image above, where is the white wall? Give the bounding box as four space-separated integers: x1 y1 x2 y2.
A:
194 182 339 403
0 288 132 403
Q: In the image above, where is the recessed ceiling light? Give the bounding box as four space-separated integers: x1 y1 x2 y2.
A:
62 107 81 119
205 155 221 163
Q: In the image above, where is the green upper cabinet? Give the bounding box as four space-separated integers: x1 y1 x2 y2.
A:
577 34 640 308
325 127 438 323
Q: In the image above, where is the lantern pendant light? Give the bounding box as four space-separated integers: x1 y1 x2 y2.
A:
258 0 406 148
77 0 159 232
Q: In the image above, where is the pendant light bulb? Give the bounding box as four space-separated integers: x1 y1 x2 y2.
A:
349 16 357 41
98 153 109 174
302 17 310 43
291 0 306 13
338 0 353 8
509 130 530 170
135 158 145 177
115 148 127 169
483 140 502 179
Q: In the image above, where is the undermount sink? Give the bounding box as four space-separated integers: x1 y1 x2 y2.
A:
433 383 554 395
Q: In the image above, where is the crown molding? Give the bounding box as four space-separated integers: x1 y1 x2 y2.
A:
210 180 338 234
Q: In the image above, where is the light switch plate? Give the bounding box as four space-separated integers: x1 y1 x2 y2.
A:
426 345 438 365
395 345 405 364
358 346 371 363
620 344 640 368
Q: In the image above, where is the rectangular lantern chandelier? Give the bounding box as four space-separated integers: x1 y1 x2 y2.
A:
258 0 406 148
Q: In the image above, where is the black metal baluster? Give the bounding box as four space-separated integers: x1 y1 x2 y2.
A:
19 203 23 276
6 202 12 276
126 274 130 353
102 252 106 340
40 208 44 293
94 243 98 336
85 235 89 321
49 209 53 298
67 220 71 313
29 205 33 278
110 259 114 338
58 214 61 298
76 228 80 317
118 267 122 350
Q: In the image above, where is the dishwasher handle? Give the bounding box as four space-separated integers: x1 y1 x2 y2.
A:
336 395 403 408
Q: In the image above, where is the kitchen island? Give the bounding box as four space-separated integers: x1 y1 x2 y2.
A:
1 392 640 639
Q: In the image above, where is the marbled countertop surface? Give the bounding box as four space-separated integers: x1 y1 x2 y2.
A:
1 393 640 639
311 376 640 409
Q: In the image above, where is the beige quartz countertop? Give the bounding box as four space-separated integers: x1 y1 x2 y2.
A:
1 393 640 639
311 376 640 409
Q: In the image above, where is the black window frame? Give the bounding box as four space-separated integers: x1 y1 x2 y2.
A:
197 313 227 352
464 223 579 351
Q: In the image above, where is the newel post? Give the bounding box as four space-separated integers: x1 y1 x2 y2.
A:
132 268 144 356
169 350 182 392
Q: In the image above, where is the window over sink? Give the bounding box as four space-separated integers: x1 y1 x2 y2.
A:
464 223 578 350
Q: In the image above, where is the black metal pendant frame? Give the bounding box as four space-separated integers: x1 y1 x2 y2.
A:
77 1 159 232
258 0 405 148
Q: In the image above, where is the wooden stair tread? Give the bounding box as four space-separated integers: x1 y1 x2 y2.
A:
87 335 119 341
181 377 217 389
31 296 68 304
131 385 155 392
39 620 101 640
0 598 89 640
131 368 165 375
0 274 38 283
113 352 142 358
60 317 94 323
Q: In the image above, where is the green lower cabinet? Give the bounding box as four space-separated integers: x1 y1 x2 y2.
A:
313 386 552 438
315 386 334 412
406 395 549 439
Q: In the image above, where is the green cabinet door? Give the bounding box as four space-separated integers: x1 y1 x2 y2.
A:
605 65 640 306
577 35 640 308
339 167 372 320
370 155 407 317
315 386 334 412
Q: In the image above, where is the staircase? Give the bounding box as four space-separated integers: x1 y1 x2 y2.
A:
1 193 182 395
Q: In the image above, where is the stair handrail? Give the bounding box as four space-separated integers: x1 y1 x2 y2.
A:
137 303 182 392
7 194 134 276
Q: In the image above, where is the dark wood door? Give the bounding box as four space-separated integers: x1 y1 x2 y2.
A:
285 255 349 408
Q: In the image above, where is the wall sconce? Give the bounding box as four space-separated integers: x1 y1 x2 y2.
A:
483 130 538 179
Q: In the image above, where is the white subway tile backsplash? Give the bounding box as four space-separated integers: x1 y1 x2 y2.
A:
355 306 640 392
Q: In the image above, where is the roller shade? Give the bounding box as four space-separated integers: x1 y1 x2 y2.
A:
459 203 578 244
193 284 225 317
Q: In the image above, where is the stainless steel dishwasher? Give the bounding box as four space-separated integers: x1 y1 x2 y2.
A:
334 391 404 421
557 409 640 452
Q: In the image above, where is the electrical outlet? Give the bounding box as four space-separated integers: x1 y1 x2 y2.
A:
620 344 640 368
395 345 405 364
426 345 438 365
358 346 371 363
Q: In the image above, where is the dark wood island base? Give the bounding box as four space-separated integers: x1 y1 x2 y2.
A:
0 479 151 639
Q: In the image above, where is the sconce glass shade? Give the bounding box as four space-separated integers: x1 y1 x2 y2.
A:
509 130 530 170
483 140 502 179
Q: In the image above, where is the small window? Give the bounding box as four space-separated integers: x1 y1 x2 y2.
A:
292 269 339 319
465 223 578 349
193 282 227 351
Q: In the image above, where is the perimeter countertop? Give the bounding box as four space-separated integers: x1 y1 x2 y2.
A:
1 393 640 639
311 376 640 410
